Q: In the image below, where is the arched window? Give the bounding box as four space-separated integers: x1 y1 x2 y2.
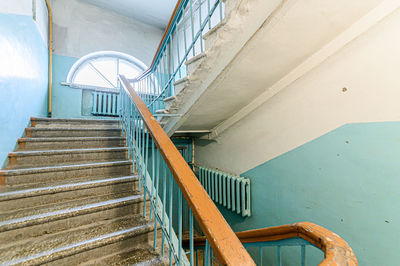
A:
66 51 147 90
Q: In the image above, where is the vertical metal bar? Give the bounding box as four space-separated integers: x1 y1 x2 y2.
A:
301 245 306 266
161 159 167 256
153 148 161 250
277 246 282 266
227 176 231 209
176 22 182 79
102 92 107 115
207 0 211 30
189 0 195 56
205 240 210 266
189 210 194 266
258 247 263 266
219 0 223 21
168 170 173 265
198 0 204 53
231 176 235 211
237 178 241 214
150 141 155 220
107 93 112 114
178 191 183 265
210 248 213 266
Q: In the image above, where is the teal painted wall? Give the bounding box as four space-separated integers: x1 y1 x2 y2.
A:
216 122 399 265
0 13 48 167
51 54 82 118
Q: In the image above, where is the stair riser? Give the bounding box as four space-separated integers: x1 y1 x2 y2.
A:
26 129 122 138
18 139 125 151
2 164 132 186
0 181 139 213
0 200 151 243
45 229 160 266
186 55 206 77
8 150 128 169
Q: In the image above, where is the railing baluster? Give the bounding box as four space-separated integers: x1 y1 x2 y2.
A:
189 210 194 266
301 245 306 266
189 0 195 56
259 247 263 266
277 246 282 266
198 0 204 53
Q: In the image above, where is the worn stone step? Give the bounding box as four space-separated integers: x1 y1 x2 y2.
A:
90 247 169 266
25 127 122 138
31 117 119 129
0 214 157 265
0 193 149 243
0 175 139 213
7 147 128 169
17 136 126 151
0 160 132 186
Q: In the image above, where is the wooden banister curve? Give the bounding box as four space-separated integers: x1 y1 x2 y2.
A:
119 75 255 265
184 222 358 265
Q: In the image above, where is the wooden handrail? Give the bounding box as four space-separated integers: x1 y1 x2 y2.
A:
119 76 255 265
183 222 358 265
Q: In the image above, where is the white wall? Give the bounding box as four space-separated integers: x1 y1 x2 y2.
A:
50 0 163 65
0 0 49 45
196 5 400 174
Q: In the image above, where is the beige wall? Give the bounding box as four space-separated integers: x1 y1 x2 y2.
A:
50 0 163 65
196 5 400 174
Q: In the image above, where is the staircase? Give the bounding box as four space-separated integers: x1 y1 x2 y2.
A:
0 117 166 265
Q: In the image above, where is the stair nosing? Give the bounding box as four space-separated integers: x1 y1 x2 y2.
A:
2 223 152 265
0 160 132 176
0 195 144 232
0 175 139 201
26 127 121 131
31 117 119 123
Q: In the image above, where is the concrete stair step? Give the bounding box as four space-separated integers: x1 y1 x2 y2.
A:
17 136 125 151
91 247 168 266
7 147 128 169
0 175 139 213
0 214 157 265
25 127 122 138
0 160 132 186
0 193 149 242
31 117 119 129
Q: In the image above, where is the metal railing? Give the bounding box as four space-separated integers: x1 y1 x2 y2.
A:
128 0 225 114
183 222 358 265
197 166 251 217
119 76 255 265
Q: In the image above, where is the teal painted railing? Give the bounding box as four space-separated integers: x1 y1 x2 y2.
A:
119 76 255 265
128 0 225 114
197 166 251 217
91 91 119 116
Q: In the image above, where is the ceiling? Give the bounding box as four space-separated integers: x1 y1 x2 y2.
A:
79 0 177 29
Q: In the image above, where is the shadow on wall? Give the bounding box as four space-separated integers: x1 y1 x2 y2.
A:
214 122 400 265
0 13 49 167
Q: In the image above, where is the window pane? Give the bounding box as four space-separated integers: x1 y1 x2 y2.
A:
119 60 141 79
91 58 118 87
73 63 110 88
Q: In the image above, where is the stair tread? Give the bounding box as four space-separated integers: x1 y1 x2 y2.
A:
0 175 138 201
0 214 153 264
9 147 127 157
0 190 141 222
0 193 144 229
0 160 132 176
19 136 125 142
96 248 167 266
27 127 121 131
